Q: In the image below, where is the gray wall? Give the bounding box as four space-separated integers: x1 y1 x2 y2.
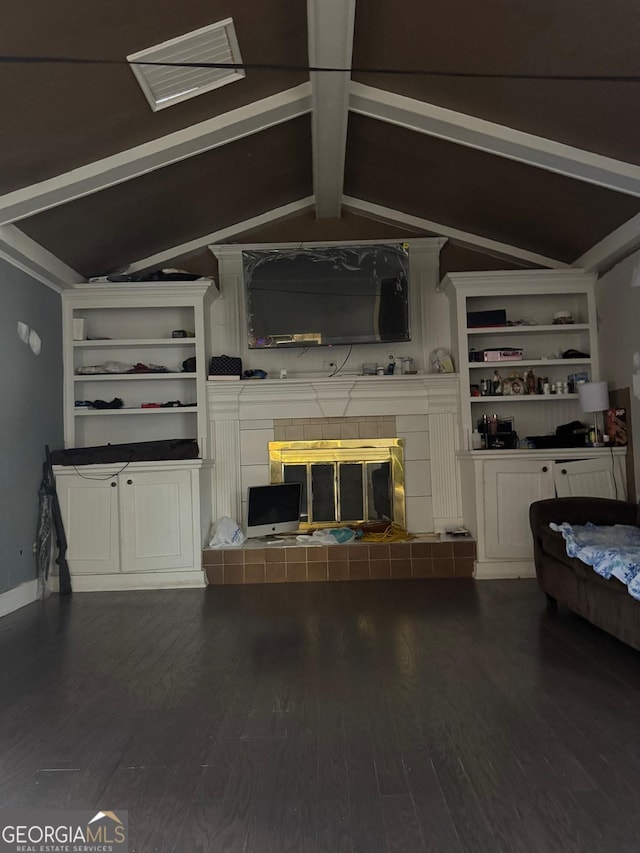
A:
596 249 640 500
0 260 63 594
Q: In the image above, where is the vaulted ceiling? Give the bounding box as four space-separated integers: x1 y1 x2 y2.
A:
1 0 639 289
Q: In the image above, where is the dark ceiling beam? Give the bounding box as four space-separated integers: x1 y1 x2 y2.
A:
125 198 315 273
349 83 640 199
308 0 356 218
0 85 312 226
342 197 568 269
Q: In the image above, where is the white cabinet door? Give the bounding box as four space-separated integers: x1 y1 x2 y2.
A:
483 459 554 559
119 469 194 572
56 473 120 574
553 456 625 499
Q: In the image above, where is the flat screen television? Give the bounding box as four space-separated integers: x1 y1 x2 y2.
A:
246 482 303 538
243 243 410 349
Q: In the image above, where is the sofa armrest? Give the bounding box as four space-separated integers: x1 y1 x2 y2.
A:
529 497 638 585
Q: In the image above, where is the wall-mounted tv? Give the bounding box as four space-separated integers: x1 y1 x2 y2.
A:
243 243 410 349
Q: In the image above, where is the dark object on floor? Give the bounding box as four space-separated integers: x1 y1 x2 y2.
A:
38 446 72 596
49 438 199 466
530 496 640 650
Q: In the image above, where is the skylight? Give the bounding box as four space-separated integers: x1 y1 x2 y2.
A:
127 18 244 111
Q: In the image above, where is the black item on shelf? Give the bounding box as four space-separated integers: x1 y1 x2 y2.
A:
467 309 507 328
91 397 124 410
209 355 242 377
562 348 590 359
486 433 519 449
526 434 588 449
477 415 518 449
526 422 588 449
101 271 203 282
49 438 200 466
181 357 197 372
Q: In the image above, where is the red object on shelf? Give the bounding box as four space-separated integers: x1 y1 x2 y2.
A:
606 408 627 446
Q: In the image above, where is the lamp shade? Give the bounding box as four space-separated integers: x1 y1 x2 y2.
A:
578 380 610 414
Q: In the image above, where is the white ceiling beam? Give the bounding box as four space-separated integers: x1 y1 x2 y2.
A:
307 0 356 218
349 83 640 198
0 225 85 291
126 197 315 273
574 212 640 273
0 84 312 226
342 197 568 269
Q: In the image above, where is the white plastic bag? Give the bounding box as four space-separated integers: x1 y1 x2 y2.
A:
208 516 246 548
309 528 356 545
429 347 455 373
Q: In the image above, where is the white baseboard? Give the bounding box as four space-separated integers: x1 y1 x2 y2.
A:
67 570 206 592
0 579 39 618
474 561 536 580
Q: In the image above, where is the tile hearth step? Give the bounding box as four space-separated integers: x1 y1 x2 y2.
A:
202 538 476 585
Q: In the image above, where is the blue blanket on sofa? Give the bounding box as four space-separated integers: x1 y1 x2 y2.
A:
550 522 640 601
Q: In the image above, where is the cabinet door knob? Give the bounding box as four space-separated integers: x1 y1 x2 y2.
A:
542 466 548 473
561 468 567 475
111 481 117 487
127 479 133 485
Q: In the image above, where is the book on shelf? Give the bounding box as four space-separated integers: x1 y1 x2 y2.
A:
207 374 241 381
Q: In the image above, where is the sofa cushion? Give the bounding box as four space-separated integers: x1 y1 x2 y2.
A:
541 527 628 593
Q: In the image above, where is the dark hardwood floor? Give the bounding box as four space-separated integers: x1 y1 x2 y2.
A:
1 579 639 852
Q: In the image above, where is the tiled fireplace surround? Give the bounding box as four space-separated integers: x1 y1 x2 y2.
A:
205 375 469 583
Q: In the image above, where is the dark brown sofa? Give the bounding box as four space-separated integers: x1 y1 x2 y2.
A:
530 497 640 651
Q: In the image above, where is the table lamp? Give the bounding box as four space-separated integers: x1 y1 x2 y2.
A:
578 380 610 446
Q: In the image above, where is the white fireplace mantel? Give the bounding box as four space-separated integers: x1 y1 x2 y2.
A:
207 374 459 421
207 374 463 533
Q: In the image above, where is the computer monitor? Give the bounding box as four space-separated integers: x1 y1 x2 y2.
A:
246 482 302 538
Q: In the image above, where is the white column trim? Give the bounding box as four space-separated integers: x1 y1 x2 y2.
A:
349 82 640 198
342 196 568 269
212 419 242 522
0 84 313 226
0 224 84 292
307 0 356 217
429 412 463 524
